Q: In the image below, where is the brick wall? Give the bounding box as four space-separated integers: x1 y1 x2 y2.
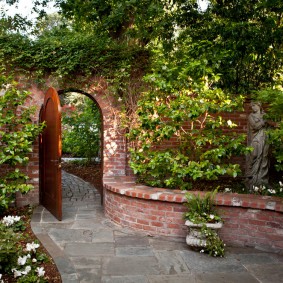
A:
14 77 128 206
14 78 255 212
104 176 283 253
16 141 40 207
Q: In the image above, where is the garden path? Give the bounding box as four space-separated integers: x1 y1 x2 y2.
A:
31 171 283 283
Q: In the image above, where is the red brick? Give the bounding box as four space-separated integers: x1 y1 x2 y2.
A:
137 219 150 225
151 221 164 227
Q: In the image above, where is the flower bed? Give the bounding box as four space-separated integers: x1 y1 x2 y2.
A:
0 206 61 283
104 176 283 253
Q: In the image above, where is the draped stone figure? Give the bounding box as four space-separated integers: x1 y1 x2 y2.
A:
245 102 270 192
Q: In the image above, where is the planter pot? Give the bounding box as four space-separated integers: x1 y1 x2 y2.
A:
185 220 223 247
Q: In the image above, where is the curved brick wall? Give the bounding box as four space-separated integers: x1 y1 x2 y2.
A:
104 176 283 253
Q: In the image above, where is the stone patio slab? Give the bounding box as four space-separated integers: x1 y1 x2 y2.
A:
101 275 149 283
115 246 154 257
102 256 162 276
64 243 115 257
180 250 246 273
244 263 283 283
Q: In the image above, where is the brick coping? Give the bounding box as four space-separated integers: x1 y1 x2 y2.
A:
103 176 283 213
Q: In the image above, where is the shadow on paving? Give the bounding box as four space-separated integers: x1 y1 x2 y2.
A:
31 171 283 283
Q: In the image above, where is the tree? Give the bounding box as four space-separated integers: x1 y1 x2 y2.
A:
172 0 283 94
128 43 250 189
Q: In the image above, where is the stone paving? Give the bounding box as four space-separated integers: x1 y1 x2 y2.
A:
31 171 283 283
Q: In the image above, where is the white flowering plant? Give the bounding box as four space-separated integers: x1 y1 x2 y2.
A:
1 215 26 232
252 181 283 197
200 226 225 257
11 241 47 283
0 213 49 283
184 190 225 257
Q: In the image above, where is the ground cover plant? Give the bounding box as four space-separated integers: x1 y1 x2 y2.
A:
0 206 61 283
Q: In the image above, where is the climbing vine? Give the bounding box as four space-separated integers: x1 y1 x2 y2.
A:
0 74 44 211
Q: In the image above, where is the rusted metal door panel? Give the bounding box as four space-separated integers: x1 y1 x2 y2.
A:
40 87 62 221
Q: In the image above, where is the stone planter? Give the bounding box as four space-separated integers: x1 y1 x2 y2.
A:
185 220 223 247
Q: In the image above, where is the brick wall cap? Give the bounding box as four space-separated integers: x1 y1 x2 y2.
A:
104 176 283 212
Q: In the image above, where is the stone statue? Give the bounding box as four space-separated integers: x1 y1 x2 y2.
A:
245 101 270 192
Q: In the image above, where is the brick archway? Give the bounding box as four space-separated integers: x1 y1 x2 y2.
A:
16 77 128 207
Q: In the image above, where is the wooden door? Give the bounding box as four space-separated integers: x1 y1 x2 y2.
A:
40 87 62 220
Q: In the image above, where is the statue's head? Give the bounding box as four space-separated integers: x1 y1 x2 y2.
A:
251 101 262 112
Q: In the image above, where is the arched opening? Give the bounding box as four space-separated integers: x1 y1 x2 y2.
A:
39 87 103 220
59 89 103 198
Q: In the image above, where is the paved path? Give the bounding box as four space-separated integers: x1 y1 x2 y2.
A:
31 171 283 283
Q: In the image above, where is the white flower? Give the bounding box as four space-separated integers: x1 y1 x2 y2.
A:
12 268 22 278
224 188 231 192
36 267 45 277
14 216 21 222
32 258 37 263
279 181 283 187
253 186 259 192
26 242 40 252
227 120 233 126
1 215 21 226
209 214 215 219
200 249 204 253
268 189 276 194
21 266 31 275
18 256 28 266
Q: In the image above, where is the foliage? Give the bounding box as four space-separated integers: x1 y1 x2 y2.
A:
173 0 283 94
0 76 44 211
184 189 225 257
37 0 174 45
0 209 49 282
0 223 22 272
183 190 221 223
251 182 283 197
61 93 101 162
1 0 282 94
1 0 283 187
256 86 283 171
128 47 250 189
1 215 26 231
200 225 225 257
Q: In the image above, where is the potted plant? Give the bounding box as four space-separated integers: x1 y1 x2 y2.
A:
183 189 225 257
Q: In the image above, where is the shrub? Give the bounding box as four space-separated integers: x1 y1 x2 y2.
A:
129 77 250 189
0 75 44 211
